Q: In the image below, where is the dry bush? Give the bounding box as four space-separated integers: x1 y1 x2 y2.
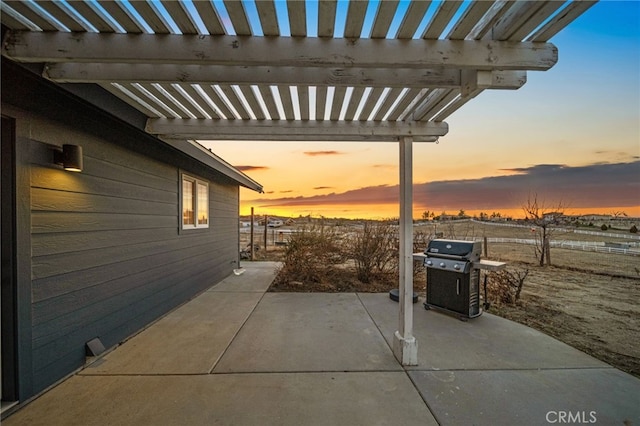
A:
347 221 398 283
413 230 429 280
485 268 529 305
274 224 345 285
273 221 434 290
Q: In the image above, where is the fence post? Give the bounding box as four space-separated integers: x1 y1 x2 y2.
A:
250 207 254 261
264 214 268 251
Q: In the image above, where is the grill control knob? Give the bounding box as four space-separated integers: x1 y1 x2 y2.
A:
439 262 446 268
426 260 433 266
453 264 460 270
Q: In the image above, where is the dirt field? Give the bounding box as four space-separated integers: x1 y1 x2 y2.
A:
247 219 640 378
487 263 639 377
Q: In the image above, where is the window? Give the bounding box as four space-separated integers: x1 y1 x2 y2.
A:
181 174 209 229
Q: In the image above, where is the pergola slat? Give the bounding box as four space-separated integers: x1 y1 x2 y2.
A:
140 83 199 118
318 0 337 37
373 87 404 121
528 1 598 42
255 0 280 36
128 83 181 118
286 0 306 37
192 0 226 35
160 1 199 35
315 86 328 120
238 85 265 120
468 1 514 40
414 89 458 122
277 85 296 120
343 0 368 38
297 86 310 120
491 1 548 41
370 0 399 38
446 0 494 40
3 1 59 31
432 93 474 122
395 89 430 121
343 86 366 121
96 1 144 33
218 85 252 119
130 1 171 34
162 83 209 119
330 86 347 121
395 1 431 39
257 85 281 120
384 88 420 121
507 1 565 41
198 85 235 119
100 83 166 118
422 0 463 40
223 0 252 36
181 84 221 119
67 1 116 33
33 1 87 32
1 13 30 31
358 87 385 121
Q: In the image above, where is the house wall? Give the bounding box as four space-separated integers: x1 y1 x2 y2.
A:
1 103 240 396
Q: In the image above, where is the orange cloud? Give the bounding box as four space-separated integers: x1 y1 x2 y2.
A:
247 161 640 213
235 165 269 172
303 151 344 156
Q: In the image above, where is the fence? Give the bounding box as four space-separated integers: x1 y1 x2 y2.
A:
469 219 640 240
459 237 640 256
239 223 640 257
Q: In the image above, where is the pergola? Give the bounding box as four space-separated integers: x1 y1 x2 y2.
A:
1 0 596 365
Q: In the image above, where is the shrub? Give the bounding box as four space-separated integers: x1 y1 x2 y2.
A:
347 221 398 283
276 224 344 284
630 225 638 234
485 268 529 305
601 224 609 231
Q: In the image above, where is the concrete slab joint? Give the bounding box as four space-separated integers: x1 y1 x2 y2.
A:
393 331 418 366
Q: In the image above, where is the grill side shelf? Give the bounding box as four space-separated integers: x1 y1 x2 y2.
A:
474 259 506 271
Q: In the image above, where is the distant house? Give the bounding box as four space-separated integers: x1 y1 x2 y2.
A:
1 59 262 404
578 214 613 222
542 212 567 223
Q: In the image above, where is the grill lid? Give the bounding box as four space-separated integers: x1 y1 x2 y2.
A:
425 239 482 261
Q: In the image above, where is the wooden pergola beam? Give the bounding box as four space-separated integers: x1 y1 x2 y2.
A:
4 31 558 71
44 63 527 90
146 118 449 141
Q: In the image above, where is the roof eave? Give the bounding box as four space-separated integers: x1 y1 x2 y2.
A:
161 138 263 193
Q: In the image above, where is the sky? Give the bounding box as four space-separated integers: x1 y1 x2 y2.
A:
201 0 640 220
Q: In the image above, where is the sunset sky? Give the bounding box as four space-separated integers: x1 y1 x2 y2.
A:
201 1 640 220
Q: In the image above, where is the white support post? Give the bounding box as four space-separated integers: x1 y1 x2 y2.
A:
393 136 418 366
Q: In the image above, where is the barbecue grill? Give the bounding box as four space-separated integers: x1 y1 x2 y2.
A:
420 239 505 320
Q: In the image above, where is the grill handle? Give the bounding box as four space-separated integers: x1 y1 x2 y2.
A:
456 278 460 295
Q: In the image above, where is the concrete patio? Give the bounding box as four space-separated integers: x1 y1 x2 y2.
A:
4 261 639 425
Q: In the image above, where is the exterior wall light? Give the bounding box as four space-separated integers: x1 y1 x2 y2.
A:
54 144 83 172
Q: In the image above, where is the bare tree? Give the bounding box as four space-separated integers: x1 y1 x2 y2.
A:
522 193 567 266
611 210 627 220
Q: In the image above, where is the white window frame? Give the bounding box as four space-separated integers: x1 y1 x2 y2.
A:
181 173 209 230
